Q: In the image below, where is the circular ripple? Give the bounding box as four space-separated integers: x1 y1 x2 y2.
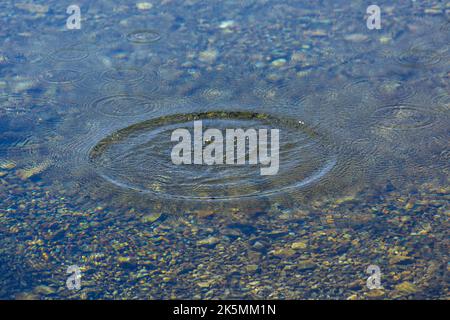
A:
89 94 157 117
372 79 415 102
102 67 145 83
40 69 83 84
126 29 161 44
0 50 31 66
0 36 47 65
433 94 450 110
49 43 90 62
198 88 235 102
440 21 450 34
344 78 415 102
395 46 442 68
252 82 309 106
371 105 437 130
0 94 28 115
343 34 372 55
89 111 337 200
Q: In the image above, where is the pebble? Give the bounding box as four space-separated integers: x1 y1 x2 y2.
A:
140 212 162 224
334 195 356 204
271 58 287 67
271 248 296 257
117 256 132 263
16 161 50 180
219 20 236 29
344 34 368 42
304 30 327 37
136 2 153 10
424 8 442 15
379 36 392 44
15 292 40 300
389 255 413 265
14 80 35 92
296 260 317 271
0 55 8 64
252 241 266 251
246 264 259 272
197 237 220 246
199 49 218 63
197 280 213 288
395 281 418 295
15 3 49 14
365 289 385 299
33 285 56 296
196 210 215 218
291 241 308 250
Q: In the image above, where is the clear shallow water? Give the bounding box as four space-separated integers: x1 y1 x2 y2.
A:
0 0 449 299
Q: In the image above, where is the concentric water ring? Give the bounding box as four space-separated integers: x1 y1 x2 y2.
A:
372 79 415 102
0 36 48 65
126 29 161 44
371 105 437 130
49 43 90 62
433 94 450 110
252 81 309 106
87 27 124 45
0 94 28 115
343 78 415 102
440 21 450 34
0 51 28 66
395 46 442 68
342 33 372 55
88 111 338 201
89 94 158 117
39 69 83 84
96 67 161 94
102 67 146 83
194 87 236 103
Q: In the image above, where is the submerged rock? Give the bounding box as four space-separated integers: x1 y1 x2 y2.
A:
365 289 386 299
271 248 296 258
344 34 368 42
271 58 287 67
15 3 49 14
197 237 220 247
389 255 414 265
136 2 153 10
0 161 16 170
219 20 236 29
140 212 162 224
297 260 317 271
33 285 56 296
15 292 40 300
199 49 218 63
395 281 419 295
16 161 50 180
291 241 308 250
